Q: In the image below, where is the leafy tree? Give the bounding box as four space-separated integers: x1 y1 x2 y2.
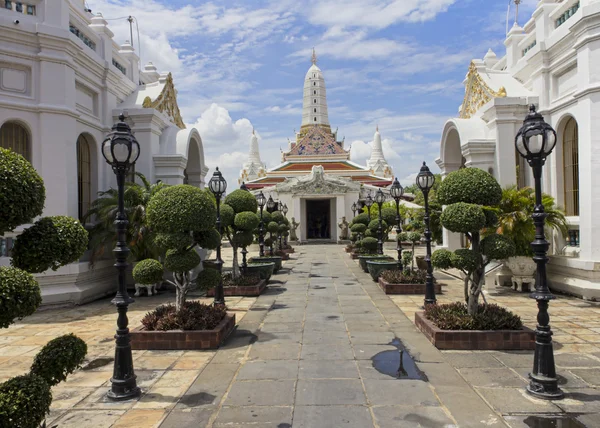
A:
221 190 258 278
146 184 217 311
431 168 515 315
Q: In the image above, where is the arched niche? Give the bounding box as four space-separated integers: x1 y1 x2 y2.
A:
76 133 98 223
0 120 31 161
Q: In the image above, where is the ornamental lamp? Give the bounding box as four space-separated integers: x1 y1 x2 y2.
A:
375 189 386 205
515 104 557 163
208 167 227 197
267 195 276 212
351 202 357 213
282 204 288 215
101 114 140 169
256 191 266 208
365 193 374 208
390 177 404 201
416 162 435 192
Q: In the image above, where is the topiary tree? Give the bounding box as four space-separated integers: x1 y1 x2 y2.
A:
267 221 279 255
361 237 378 254
432 168 515 315
197 267 221 291
0 148 88 426
222 190 259 278
30 334 87 387
132 259 164 287
146 184 217 311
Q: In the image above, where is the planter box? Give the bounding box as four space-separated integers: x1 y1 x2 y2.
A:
358 255 394 272
248 257 282 273
246 262 275 281
130 314 236 350
367 260 400 282
414 312 535 351
207 280 267 297
378 277 441 295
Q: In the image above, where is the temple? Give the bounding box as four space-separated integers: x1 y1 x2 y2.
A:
240 50 398 242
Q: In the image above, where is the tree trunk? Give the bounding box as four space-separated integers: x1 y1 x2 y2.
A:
232 245 240 279
467 232 484 316
174 272 189 312
411 242 415 271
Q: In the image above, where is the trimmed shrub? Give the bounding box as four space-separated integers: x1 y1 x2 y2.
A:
147 185 216 233
233 230 254 247
402 251 413 271
480 234 515 260
368 219 388 232
437 168 502 206
361 237 378 253
381 269 426 284
408 232 421 243
267 221 279 234
451 249 479 273
398 232 408 242
197 268 221 291
0 374 52 428
132 259 164 285
194 229 221 250
141 301 227 331
164 249 201 273
223 272 261 287
482 207 499 229
0 148 45 235
234 211 260 231
271 211 284 223
0 267 41 329
154 232 193 251
424 302 523 331
220 203 235 228
440 203 486 234
351 223 366 234
353 212 370 226
30 334 87 387
431 249 453 270
224 189 258 214
260 211 272 225
381 207 398 228
11 216 88 273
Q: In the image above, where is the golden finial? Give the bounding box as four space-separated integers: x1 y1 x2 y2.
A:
311 48 317 65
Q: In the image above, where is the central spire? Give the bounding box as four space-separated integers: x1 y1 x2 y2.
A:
301 48 330 130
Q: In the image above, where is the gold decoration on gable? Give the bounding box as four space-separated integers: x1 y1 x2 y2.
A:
460 62 507 119
142 73 186 129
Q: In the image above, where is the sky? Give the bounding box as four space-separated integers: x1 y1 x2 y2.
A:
88 0 538 188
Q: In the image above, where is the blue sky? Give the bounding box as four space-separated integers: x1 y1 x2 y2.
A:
89 0 538 187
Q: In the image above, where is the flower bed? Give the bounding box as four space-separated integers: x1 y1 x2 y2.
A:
206 273 267 297
377 270 441 295
130 302 235 350
415 303 534 350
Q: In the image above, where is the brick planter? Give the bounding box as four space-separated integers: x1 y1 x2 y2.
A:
414 312 535 350
206 280 267 297
130 314 236 350
378 277 441 295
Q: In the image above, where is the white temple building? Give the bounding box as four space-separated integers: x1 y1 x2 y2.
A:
240 50 406 242
0 0 208 305
437 0 600 299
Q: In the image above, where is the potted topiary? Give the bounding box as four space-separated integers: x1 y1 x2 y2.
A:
133 258 164 296
357 237 393 272
0 148 88 426
366 259 400 281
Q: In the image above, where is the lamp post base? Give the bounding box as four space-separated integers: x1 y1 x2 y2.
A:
107 382 141 401
527 374 563 400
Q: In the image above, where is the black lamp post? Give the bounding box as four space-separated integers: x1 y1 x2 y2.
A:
516 104 563 400
266 196 276 254
390 177 404 269
365 192 374 222
209 167 227 306
239 183 249 271
416 162 436 306
282 204 289 247
375 189 386 255
101 114 141 401
351 202 357 218
257 191 266 257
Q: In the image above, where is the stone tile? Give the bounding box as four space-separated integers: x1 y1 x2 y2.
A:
512 366 589 389
159 408 214 428
50 386 97 409
353 344 399 360
490 351 534 368
442 352 505 368
213 406 292 426
248 343 301 360
0 345 39 356
292 405 373 428
300 343 354 360
254 331 303 345
236 360 299 380
175 364 239 409
372 405 456 428
153 370 198 389
302 330 350 344
224 380 296 406
134 356 179 370
296 379 366 405
554 353 600 368
298 360 359 379
476 387 562 413
112 409 166 427
134 387 183 409
349 331 396 344
363 379 438 407
557 388 600 412
458 367 527 388
63 370 112 387
569 368 600 386
51 410 126 427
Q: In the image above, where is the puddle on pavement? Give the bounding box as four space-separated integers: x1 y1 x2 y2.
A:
81 357 114 371
326 315 339 319
371 338 426 380
522 416 587 428
312 286 326 289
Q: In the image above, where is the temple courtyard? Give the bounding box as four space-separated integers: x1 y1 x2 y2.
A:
2 245 600 428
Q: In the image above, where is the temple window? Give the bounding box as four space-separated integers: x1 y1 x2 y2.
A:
314 99 316 103
314 108 317 113
69 23 96 50
314 117 317 121
522 40 536 56
555 2 580 28
0 121 30 161
4 1 34 14
112 59 126 75
76 134 92 222
563 117 579 216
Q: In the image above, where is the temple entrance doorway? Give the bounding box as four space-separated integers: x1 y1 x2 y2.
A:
306 199 331 239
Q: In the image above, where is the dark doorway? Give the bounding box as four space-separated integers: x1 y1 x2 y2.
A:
306 199 331 239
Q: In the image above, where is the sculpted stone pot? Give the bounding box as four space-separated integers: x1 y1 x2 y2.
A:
505 256 536 292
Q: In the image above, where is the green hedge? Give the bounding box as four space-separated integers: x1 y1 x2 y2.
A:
0 148 45 235
0 374 52 428
220 204 235 227
437 168 502 206
197 268 221 290
232 230 254 247
11 216 88 273
440 203 486 234
147 185 216 233
30 334 87 386
351 223 367 234
271 211 284 223
234 211 260 231
224 189 257 214
164 249 201 273
352 213 370 226
480 234 515 260
0 267 41 329
194 229 221 250
154 232 193 252
361 237 378 252
132 259 164 285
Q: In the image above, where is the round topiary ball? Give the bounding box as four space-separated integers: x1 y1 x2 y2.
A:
0 148 45 235
0 266 41 329
482 207 499 229
133 259 164 285
361 237 378 253
197 268 221 291
271 211 284 223
30 333 87 386
147 185 216 233
264 237 273 247
353 213 370 226
0 373 52 428
437 168 502 206
232 230 254 247
220 204 235 228
398 232 408 242
164 249 201 273
260 211 272 224
451 249 479 273
408 232 422 242
480 234 515 261
351 223 367 234
154 232 193 251
267 221 279 234
440 202 486 234
234 212 260 231
224 189 258 214
194 229 221 250
431 249 453 270
11 216 88 273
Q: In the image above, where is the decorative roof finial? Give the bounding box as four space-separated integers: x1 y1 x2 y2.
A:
376 124 379 132
252 128 255 135
311 47 317 65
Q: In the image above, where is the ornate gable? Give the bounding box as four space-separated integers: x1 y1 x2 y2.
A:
286 125 348 158
142 73 186 129
276 165 360 195
460 62 507 119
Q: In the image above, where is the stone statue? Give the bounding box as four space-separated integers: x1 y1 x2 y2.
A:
338 216 349 240
290 217 300 241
